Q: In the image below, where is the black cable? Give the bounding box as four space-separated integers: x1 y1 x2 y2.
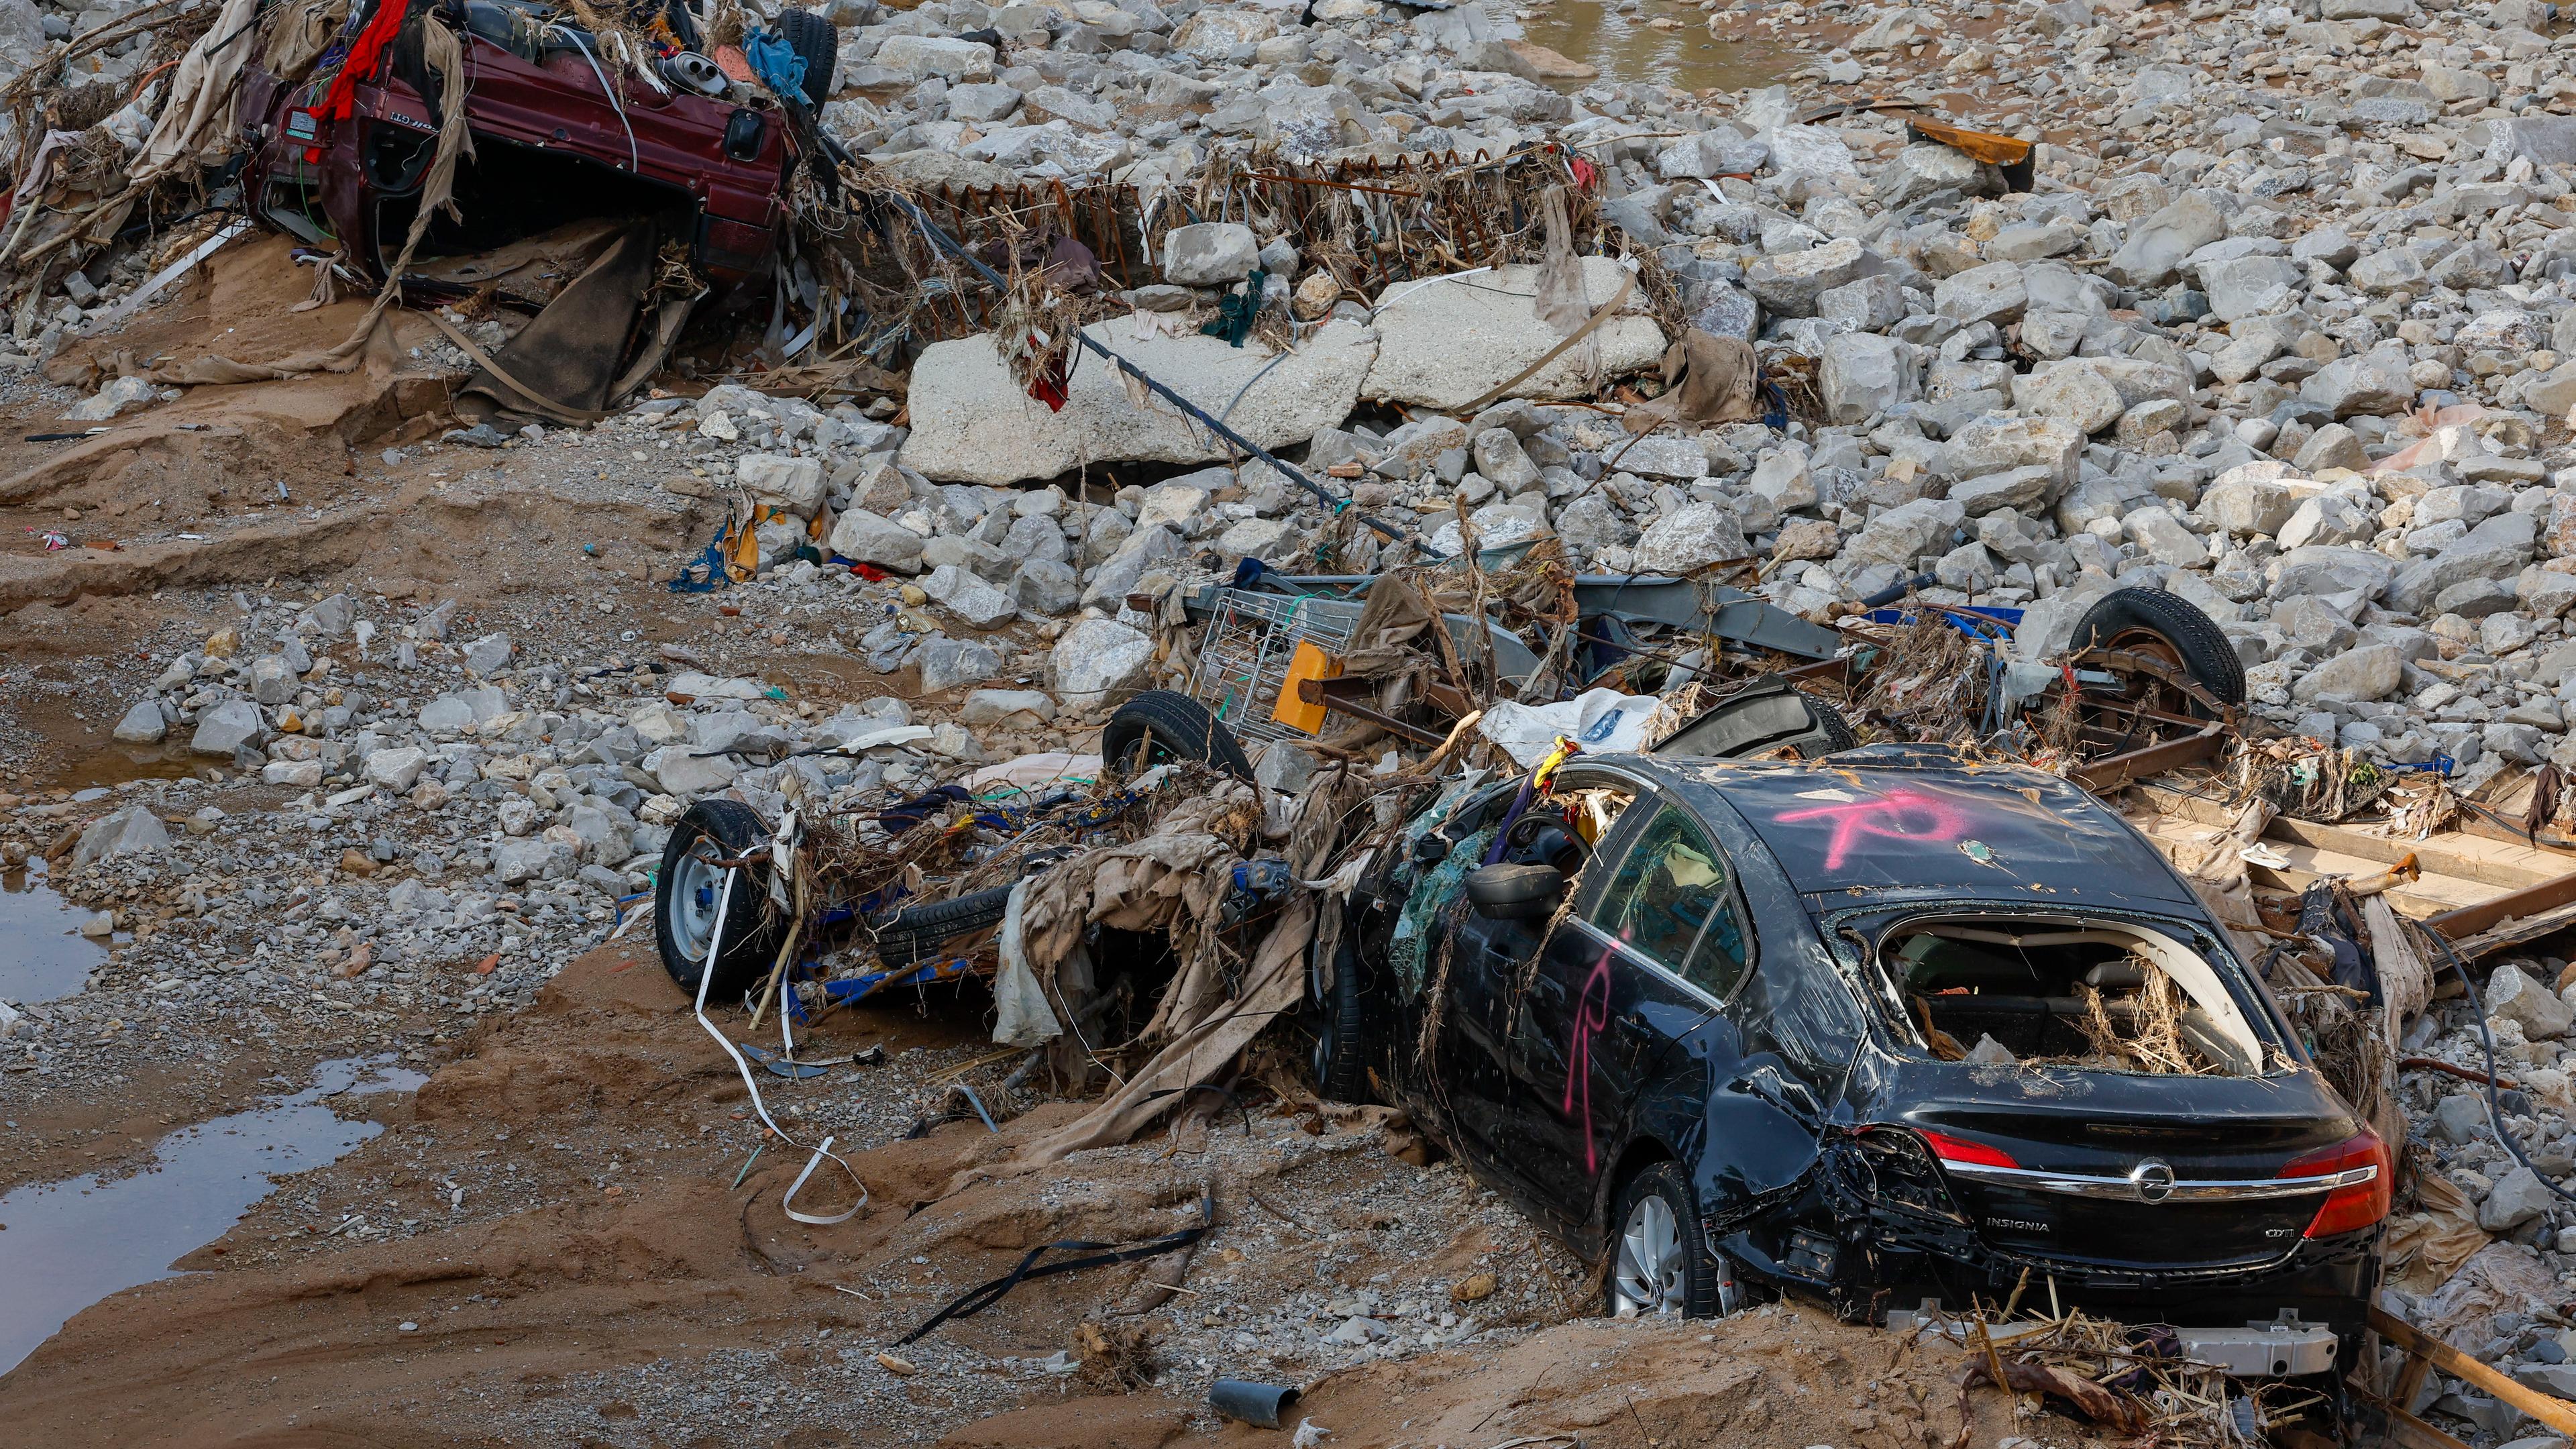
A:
896 1191 1215 1344
2418 924 2576 1210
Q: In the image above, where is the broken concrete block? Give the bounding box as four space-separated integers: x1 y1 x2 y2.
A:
1363 258 1663 410
902 318 1377 486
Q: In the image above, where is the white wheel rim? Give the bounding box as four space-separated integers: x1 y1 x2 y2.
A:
1613 1193 1684 1316
667 848 725 964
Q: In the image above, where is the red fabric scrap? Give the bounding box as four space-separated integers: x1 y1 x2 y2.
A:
319 0 412 123
1026 354 1070 412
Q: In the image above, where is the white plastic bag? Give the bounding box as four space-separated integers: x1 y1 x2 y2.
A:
1476 688 1673 766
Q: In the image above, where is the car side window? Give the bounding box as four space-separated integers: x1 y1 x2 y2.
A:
1587 804 1750 998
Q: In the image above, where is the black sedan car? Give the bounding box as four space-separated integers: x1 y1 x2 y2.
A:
1309 742 2386 1376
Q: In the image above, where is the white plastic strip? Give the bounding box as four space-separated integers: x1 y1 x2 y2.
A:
80 218 249 336
692 857 866 1224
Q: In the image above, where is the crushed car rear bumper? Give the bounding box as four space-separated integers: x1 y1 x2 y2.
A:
1886 1305 2341 1377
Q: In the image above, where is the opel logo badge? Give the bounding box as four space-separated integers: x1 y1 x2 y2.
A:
2131 1160 2176 1203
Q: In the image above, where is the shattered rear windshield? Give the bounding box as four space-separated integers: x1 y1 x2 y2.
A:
1858 910 2292 1078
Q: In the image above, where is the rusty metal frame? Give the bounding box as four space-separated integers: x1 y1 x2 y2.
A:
2068 725 2229 795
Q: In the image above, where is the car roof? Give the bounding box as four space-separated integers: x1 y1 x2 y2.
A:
1623 743 2208 914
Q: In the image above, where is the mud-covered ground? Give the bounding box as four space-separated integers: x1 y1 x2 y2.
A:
0 943 2086 1449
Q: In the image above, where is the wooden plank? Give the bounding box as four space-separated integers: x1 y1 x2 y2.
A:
2449 898 2576 961
2430 869 2576 941
2370 1306 2576 1438
2123 812 2495 918
2377 1401 2476 1449
2128 782 2569 889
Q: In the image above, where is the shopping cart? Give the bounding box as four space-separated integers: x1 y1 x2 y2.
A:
1186 588 1358 744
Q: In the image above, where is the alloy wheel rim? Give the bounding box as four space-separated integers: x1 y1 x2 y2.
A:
1613 1193 1683 1316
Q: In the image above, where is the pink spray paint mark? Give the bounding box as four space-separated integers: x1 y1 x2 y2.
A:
1772 788 1970 871
1562 943 1617 1176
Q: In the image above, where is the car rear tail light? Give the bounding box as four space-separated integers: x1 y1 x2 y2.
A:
2282 1128 2390 1238
1919 1129 2019 1170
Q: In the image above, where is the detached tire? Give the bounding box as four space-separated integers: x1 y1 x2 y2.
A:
1101 690 1256 783
1608 1161 1752 1319
869 884 1014 968
656 798 784 1001
1308 928 1371 1103
773 7 838 106
2072 588 2246 711
1804 691 1859 753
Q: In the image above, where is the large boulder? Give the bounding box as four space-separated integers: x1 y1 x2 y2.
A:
2202 472 2302 537
1819 333 1920 423
1843 497 1966 569
876 34 996 79
1941 414 2083 488
111 698 167 744
919 564 1018 629
2014 356 2191 434
2271 544 2398 598
1049 618 1155 704
827 509 927 572
1933 260 2029 327
1741 237 1867 318
1162 222 1259 284
2387 511 2537 614
903 317 1377 485
2488 962 2574 1039
2290 643 2404 702
644 744 739 798
1635 502 1752 572
1365 258 1664 409
737 454 826 518
71 804 170 869
2301 343 2416 419
2198 256 2304 323
190 699 268 757
2107 192 2228 287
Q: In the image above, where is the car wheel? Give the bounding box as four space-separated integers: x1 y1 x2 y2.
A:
1609 1161 1748 1318
1100 689 1256 783
656 798 784 1000
772 7 838 107
2071 587 2247 712
868 884 1015 967
1308 929 1371 1103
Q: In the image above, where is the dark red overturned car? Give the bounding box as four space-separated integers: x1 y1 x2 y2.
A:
1311 738 2386 1392
235 0 837 290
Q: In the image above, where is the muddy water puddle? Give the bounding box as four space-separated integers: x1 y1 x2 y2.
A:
1 859 106 1006
1521 0 1801 94
48 741 201 794
0 1055 427 1377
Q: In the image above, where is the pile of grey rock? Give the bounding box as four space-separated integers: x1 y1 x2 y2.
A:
799 0 2576 798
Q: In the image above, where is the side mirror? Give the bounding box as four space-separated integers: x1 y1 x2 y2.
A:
1465 863 1565 921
